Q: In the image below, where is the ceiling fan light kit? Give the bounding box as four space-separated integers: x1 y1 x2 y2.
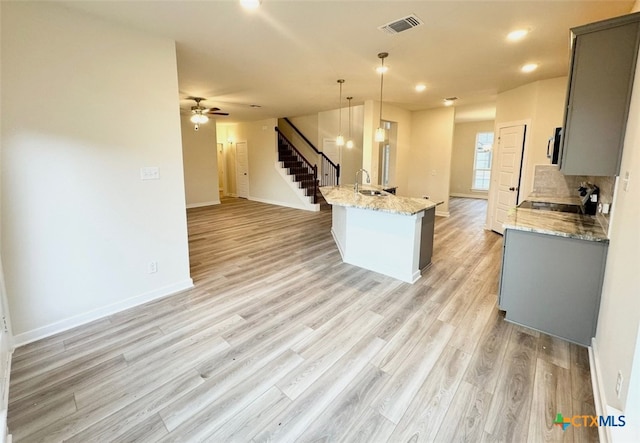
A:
187 97 229 131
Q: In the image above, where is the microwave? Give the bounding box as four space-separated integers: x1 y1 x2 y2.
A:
547 127 562 164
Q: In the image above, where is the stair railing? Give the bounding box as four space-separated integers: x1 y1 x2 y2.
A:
275 128 318 203
282 118 340 186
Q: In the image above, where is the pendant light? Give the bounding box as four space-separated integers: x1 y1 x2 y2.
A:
336 79 345 147
346 96 354 149
375 52 388 142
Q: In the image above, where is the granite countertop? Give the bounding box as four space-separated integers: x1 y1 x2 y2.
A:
319 185 439 216
504 207 608 242
525 193 583 206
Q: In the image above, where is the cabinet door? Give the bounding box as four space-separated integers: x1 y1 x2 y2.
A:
500 229 607 346
561 19 640 176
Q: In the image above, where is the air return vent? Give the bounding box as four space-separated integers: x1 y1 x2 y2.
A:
378 14 423 34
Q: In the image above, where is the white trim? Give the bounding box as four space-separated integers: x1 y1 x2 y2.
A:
272 161 321 212
186 200 221 209
450 192 488 200
13 279 194 347
249 196 320 212
590 338 612 443
330 228 345 259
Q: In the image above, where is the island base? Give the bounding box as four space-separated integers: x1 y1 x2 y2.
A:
330 205 434 284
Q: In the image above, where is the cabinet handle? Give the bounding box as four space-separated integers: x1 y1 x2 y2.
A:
509 187 518 191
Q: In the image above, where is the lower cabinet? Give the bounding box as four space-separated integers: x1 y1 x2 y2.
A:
498 228 608 346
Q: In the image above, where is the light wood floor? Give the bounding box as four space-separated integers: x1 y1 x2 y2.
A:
8 197 597 442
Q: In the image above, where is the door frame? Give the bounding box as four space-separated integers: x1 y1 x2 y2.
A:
485 119 531 233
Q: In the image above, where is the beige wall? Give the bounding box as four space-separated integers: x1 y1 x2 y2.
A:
318 105 364 185
494 76 567 198
408 107 456 214
596 30 640 438
450 120 495 198
1 2 192 342
487 77 567 228
181 116 220 207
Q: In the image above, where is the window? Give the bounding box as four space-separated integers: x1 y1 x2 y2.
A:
472 132 494 191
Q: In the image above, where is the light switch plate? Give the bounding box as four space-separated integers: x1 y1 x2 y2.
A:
141 167 160 180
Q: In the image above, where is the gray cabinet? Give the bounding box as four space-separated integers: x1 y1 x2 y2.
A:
499 229 608 346
560 12 640 176
419 207 435 269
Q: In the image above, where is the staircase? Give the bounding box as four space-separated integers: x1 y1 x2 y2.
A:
276 130 319 204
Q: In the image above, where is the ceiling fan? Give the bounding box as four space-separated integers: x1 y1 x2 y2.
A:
187 97 229 130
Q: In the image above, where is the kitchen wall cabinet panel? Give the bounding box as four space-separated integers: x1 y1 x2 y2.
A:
560 12 640 176
499 229 608 346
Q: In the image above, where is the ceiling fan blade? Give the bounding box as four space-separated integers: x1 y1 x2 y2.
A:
209 112 230 116
205 107 221 112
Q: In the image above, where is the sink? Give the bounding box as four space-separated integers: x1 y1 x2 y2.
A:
358 189 385 196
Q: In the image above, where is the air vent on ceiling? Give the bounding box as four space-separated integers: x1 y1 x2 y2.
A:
378 14 423 35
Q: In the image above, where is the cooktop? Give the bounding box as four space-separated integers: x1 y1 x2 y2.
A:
517 200 584 214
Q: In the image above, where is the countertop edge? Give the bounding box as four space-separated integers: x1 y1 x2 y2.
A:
319 185 439 216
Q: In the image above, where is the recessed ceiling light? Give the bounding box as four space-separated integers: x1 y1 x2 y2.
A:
507 29 529 42
443 97 458 106
240 0 261 10
415 84 427 92
521 63 538 73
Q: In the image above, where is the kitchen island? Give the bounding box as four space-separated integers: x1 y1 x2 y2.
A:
320 185 439 284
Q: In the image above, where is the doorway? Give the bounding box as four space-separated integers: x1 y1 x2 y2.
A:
489 122 527 234
217 143 225 198
378 121 396 187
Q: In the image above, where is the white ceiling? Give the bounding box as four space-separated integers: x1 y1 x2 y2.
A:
60 0 634 123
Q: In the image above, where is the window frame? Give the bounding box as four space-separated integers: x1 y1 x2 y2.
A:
471 132 494 192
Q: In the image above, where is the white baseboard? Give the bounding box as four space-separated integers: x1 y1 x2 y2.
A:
249 196 320 212
13 279 194 347
450 192 489 200
590 338 612 443
186 200 221 209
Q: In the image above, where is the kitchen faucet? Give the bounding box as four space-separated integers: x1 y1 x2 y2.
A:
354 169 370 193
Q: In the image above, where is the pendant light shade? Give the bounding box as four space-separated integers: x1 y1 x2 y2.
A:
375 52 388 142
336 79 345 146
346 96 354 149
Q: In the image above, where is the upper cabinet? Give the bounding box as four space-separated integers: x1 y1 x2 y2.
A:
560 12 640 176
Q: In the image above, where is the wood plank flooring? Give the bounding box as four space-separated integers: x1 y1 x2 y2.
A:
8 197 598 442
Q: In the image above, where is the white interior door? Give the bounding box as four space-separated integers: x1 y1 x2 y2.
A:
235 141 249 199
491 124 526 234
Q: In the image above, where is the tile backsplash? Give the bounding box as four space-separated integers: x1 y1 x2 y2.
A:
531 165 615 233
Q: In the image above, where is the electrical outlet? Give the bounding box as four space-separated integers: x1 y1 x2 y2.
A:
602 203 610 214
148 261 158 274
616 371 623 398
